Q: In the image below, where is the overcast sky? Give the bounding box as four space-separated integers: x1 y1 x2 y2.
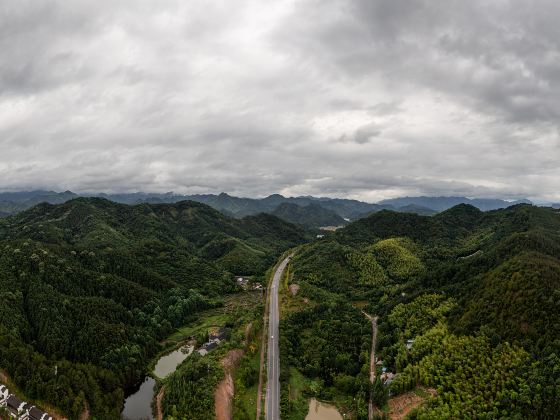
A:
1 0 559 202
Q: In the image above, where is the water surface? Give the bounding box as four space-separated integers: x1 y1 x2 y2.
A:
121 377 155 420
153 345 193 378
305 398 343 420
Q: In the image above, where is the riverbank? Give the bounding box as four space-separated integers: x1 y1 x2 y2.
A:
122 290 266 419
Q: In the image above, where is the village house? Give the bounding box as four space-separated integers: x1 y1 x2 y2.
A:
381 371 396 385
0 385 53 420
209 327 228 341
197 329 226 356
6 394 28 418
0 385 9 404
27 405 53 420
236 276 249 289
236 276 263 291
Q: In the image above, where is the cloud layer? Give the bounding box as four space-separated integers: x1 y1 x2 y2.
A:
1 0 559 201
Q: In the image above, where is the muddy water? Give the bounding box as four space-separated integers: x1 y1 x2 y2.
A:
122 345 194 419
305 398 343 420
153 345 193 379
121 377 155 420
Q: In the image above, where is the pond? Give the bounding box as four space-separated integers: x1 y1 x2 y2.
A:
153 345 193 379
306 398 343 420
121 377 155 420
122 345 194 419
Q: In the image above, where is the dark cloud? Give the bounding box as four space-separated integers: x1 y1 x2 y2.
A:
0 0 559 201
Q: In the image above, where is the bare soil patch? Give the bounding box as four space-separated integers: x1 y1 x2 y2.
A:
156 386 165 420
388 388 436 420
244 322 253 345
78 403 89 420
215 349 245 420
289 283 300 296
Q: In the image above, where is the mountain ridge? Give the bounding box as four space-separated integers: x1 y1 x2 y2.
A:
0 190 536 222
0 197 307 418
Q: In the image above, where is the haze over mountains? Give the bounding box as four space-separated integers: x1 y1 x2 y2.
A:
0 190 536 228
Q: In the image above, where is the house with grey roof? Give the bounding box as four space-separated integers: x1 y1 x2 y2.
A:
27 405 53 420
6 394 27 418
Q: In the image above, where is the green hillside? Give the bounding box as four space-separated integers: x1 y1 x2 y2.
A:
271 202 346 228
0 198 306 419
282 204 560 418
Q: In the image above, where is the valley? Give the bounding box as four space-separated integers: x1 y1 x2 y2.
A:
0 198 305 419
0 199 558 419
4 2 560 418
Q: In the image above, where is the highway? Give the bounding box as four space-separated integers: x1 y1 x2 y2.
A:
265 254 291 420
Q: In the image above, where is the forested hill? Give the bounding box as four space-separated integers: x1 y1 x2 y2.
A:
0 198 306 419
284 203 560 418
271 202 346 228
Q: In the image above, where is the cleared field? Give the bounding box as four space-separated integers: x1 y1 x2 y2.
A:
165 291 264 344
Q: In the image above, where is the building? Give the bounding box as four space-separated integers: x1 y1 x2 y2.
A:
0 385 9 404
6 395 27 418
197 336 222 356
0 387 52 420
28 405 53 420
406 339 415 350
381 372 396 385
236 276 249 289
203 340 219 351
209 327 228 341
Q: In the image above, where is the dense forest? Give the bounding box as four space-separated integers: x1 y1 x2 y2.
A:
284 203 560 418
2 197 558 418
0 198 306 418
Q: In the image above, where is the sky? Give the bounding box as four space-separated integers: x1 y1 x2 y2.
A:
1 0 559 202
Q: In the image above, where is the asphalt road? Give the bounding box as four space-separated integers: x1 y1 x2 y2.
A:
265 254 291 420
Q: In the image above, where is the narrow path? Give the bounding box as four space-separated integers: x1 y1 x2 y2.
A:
362 311 378 420
156 386 164 420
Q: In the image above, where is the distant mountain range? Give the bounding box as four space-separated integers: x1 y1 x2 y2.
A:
271 202 346 228
378 196 532 212
0 190 537 227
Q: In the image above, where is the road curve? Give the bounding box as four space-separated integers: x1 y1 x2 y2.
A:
265 254 291 420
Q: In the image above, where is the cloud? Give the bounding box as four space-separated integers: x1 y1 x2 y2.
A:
0 0 559 201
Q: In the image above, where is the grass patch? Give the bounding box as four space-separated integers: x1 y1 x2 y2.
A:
413 387 430 398
352 300 369 308
165 291 264 344
281 367 312 420
167 313 231 343
232 346 262 420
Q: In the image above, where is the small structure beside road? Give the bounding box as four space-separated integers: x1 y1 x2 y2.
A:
236 276 263 290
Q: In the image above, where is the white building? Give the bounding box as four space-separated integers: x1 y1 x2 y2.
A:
0 385 9 404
